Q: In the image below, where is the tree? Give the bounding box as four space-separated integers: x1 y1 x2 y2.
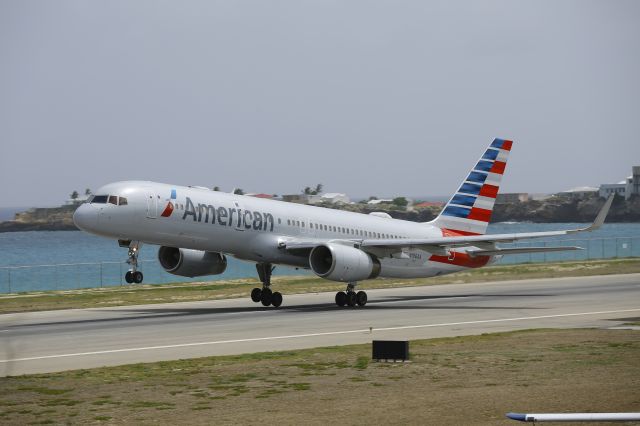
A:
213 186 220 191
392 197 408 208
84 188 91 196
368 196 378 201
70 190 79 200
303 184 323 195
233 188 244 195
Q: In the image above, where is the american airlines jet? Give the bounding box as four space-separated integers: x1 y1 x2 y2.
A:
73 139 614 308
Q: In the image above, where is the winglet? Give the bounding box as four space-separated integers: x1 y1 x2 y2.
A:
570 193 615 234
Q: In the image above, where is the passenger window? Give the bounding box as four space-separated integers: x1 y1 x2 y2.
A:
302 222 305 228
92 195 108 204
296 221 300 226
118 197 128 206
287 219 290 225
278 218 281 224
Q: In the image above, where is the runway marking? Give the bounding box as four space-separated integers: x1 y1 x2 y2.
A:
1 308 639 364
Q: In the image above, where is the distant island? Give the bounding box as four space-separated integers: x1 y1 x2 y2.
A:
0 194 638 233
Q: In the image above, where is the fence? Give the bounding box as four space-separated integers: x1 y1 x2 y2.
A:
0 237 639 294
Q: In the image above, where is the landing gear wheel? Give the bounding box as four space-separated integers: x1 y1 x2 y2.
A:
356 291 368 307
133 271 143 284
125 271 134 284
346 292 357 307
251 288 262 303
335 291 347 307
261 287 273 306
255 263 283 308
271 292 283 308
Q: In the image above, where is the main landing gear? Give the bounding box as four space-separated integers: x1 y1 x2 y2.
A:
251 263 283 308
335 282 367 307
121 240 144 284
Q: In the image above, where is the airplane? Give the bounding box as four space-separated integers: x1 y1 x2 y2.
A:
72 138 614 308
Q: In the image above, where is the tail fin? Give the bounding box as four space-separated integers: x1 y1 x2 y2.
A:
429 138 513 236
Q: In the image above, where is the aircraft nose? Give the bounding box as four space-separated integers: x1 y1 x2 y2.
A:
73 203 97 231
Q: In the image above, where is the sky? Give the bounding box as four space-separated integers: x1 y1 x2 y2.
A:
1 1 639 207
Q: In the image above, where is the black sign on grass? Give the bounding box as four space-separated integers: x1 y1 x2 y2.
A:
372 340 409 362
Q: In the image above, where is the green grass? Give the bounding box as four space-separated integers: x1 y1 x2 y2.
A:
0 329 638 425
1 258 638 314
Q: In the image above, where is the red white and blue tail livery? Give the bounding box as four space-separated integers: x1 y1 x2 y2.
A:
433 138 512 236
73 138 614 308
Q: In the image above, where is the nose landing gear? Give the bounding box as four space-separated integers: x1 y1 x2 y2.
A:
123 241 144 284
251 263 283 308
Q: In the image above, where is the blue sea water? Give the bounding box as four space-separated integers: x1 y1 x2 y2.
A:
0 223 639 293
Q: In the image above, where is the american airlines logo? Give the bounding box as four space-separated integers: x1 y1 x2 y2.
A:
181 196 275 231
160 189 177 217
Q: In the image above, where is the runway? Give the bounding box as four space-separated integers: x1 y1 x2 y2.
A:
1 274 639 376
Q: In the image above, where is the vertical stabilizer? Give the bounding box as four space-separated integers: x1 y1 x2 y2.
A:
429 138 513 235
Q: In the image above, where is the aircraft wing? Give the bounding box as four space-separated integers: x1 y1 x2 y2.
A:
282 194 614 257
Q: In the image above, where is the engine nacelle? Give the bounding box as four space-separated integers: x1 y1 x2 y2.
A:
309 243 381 282
158 246 227 278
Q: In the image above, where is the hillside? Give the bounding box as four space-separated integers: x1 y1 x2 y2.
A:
0 195 637 233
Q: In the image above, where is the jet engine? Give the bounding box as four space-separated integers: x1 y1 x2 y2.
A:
158 246 227 278
309 243 380 282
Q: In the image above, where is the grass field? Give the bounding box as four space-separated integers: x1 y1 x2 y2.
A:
0 328 638 425
1 258 639 314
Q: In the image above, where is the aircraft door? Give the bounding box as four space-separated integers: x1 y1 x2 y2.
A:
147 194 158 219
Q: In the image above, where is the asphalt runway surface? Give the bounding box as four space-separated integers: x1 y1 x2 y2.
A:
1 274 639 376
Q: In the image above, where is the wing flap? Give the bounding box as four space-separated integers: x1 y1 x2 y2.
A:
360 194 614 251
467 246 583 257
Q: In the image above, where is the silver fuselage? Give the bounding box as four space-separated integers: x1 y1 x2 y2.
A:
74 181 494 278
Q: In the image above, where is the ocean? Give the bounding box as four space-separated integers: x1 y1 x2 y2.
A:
1 223 639 293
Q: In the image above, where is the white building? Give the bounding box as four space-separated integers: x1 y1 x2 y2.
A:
307 193 351 205
599 181 627 198
367 199 393 205
598 166 640 200
559 186 598 199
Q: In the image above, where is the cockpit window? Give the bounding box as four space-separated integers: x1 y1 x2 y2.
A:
92 195 108 204
108 195 118 205
118 197 128 206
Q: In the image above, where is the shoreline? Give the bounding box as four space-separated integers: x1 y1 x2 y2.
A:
1 258 638 314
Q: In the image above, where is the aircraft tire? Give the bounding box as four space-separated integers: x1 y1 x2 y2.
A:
335 291 347 307
251 288 262 303
133 271 143 284
356 291 367 306
346 292 356 307
261 288 273 306
271 292 283 308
